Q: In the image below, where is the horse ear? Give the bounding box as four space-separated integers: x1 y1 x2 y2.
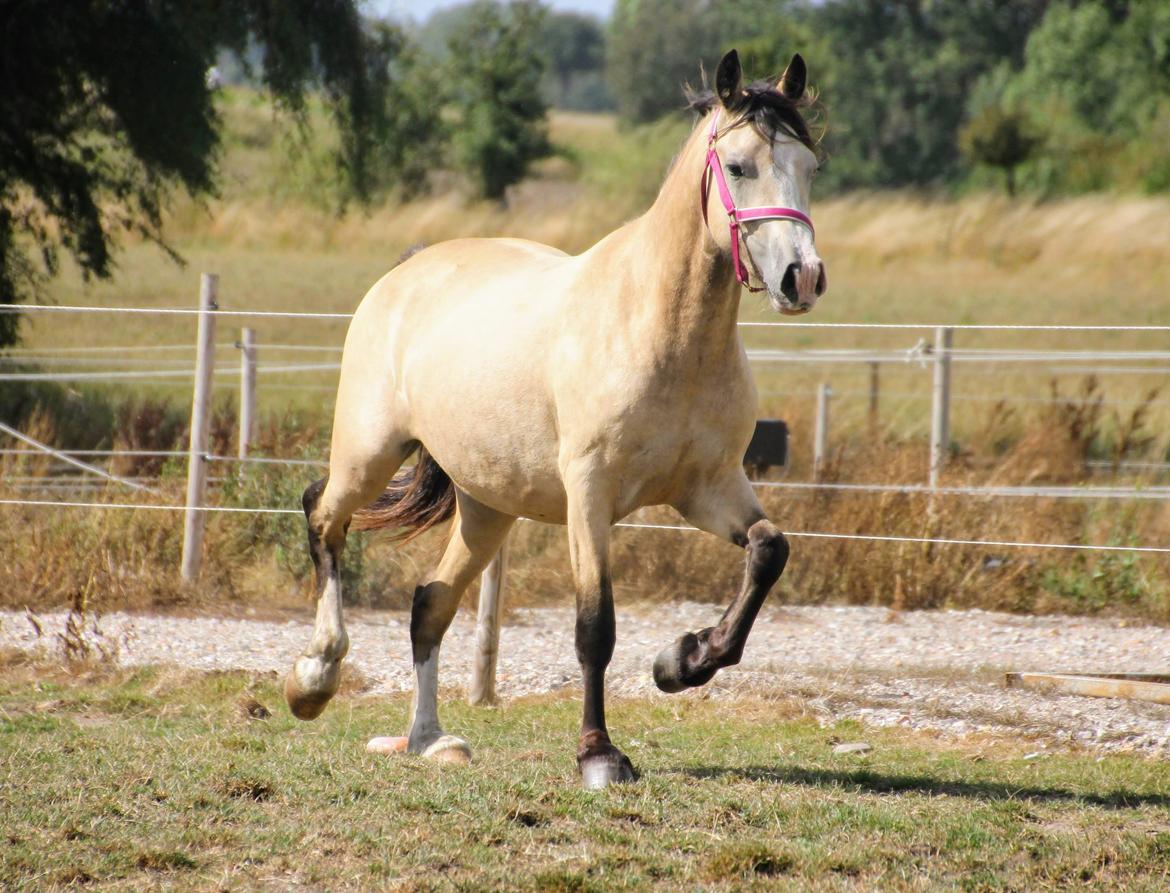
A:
715 49 743 109
778 53 807 102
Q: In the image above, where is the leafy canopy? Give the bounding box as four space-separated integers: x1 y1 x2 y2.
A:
446 1 552 202
0 0 396 347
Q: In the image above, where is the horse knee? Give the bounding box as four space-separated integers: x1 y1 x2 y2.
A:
746 520 788 585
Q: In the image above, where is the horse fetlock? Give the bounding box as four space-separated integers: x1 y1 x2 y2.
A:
284 653 343 720
309 628 349 663
652 628 721 693
577 734 637 790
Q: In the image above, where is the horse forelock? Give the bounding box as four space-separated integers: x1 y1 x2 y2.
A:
684 79 821 156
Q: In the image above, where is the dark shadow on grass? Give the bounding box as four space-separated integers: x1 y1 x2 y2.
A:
674 765 1170 809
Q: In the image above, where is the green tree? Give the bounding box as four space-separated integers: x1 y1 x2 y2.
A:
608 0 717 123
540 12 611 110
447 1 551 201
0 0 397 348
991 1 1170 193
807 0 1050 192
959 105 1043 195
374 27 448 199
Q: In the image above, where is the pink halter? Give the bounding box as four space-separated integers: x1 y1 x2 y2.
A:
700 109 815 293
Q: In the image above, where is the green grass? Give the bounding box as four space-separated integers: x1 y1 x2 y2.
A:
3 659 1169 891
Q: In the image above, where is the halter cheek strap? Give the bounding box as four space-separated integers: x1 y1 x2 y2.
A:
700 110 815 293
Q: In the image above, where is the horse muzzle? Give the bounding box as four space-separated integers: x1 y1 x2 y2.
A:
778 260 826 310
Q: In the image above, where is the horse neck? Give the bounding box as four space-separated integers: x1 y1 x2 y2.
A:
631 119 742 356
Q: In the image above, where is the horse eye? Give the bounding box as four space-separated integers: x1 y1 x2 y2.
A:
727 163 744 179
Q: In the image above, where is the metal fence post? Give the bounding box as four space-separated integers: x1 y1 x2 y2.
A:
813 382 831 481
929 326 953 488
181 273 217 583
238 327 257 463
469 538 509 706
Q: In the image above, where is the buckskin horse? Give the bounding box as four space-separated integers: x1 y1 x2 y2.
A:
285 50 827 789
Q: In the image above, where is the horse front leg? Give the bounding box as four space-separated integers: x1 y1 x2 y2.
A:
565 469 636 789
653 472 789 693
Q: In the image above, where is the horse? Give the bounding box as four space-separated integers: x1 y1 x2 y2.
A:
284 49 827 789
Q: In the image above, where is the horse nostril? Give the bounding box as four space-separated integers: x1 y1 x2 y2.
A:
780 263 800 300
814 263 827 296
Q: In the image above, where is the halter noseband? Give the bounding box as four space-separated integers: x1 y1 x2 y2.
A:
700 109 815 293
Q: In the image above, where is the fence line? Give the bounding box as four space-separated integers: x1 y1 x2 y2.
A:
0 422 154 493
0 361 340 383
755 481 1170 500
7 302 1170 332
5 445 1166 499
611 520 1170 554
1 496 1166 555
766 388 1170 409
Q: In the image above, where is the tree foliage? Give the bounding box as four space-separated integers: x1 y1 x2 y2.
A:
446 1 551 201
0 0 396 347
540 12 612 111
959 105 1043 195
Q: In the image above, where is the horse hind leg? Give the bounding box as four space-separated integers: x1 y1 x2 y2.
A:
285 448 406 720
404 490 513 763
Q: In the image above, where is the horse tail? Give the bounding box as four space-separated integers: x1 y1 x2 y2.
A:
347 446 456 541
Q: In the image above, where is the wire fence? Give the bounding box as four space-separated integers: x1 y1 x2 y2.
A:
2 497 1168 555
2 295 1168 561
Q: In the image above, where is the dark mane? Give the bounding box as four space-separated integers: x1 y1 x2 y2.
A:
685 79 820 155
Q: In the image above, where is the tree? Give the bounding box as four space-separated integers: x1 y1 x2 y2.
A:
540 12 611 111
446 2 551 201
0 0 397 348
608 0 719 124
374 27 448 199
807 0 1050 192
960 105 1043 195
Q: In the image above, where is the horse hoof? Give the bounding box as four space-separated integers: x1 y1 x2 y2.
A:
421 735 473 766
284 655 342 720
579 750 637 790
652 631 717 693
366 736 409 755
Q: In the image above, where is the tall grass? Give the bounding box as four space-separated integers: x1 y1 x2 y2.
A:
2 383 1167 621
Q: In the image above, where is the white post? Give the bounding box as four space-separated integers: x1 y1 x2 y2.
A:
238 327 257 463
929 326 953 488
813 382 831 481
181 273 218 583
469 539 509 706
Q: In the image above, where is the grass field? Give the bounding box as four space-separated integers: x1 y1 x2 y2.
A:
3 655 1170 891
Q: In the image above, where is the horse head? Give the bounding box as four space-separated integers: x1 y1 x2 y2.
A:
698 49 827 314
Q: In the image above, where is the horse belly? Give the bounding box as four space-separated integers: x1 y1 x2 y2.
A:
404 350 569 522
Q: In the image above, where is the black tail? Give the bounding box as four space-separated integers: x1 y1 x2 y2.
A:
311 447 455 542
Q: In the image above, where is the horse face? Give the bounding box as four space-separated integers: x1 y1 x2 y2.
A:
709 51 827 315
717 127 825 314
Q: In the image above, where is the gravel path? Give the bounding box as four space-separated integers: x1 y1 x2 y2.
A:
3 603 1168 755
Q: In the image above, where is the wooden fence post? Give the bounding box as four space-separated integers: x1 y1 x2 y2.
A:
469 538 509 706
929 326 953 488
238 327 257 464
813 382 831 480
181 273 218 583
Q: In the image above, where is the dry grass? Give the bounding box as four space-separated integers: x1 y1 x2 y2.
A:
2 385 1167 624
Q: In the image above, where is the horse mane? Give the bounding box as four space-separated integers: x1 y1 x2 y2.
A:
684 78 821 156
